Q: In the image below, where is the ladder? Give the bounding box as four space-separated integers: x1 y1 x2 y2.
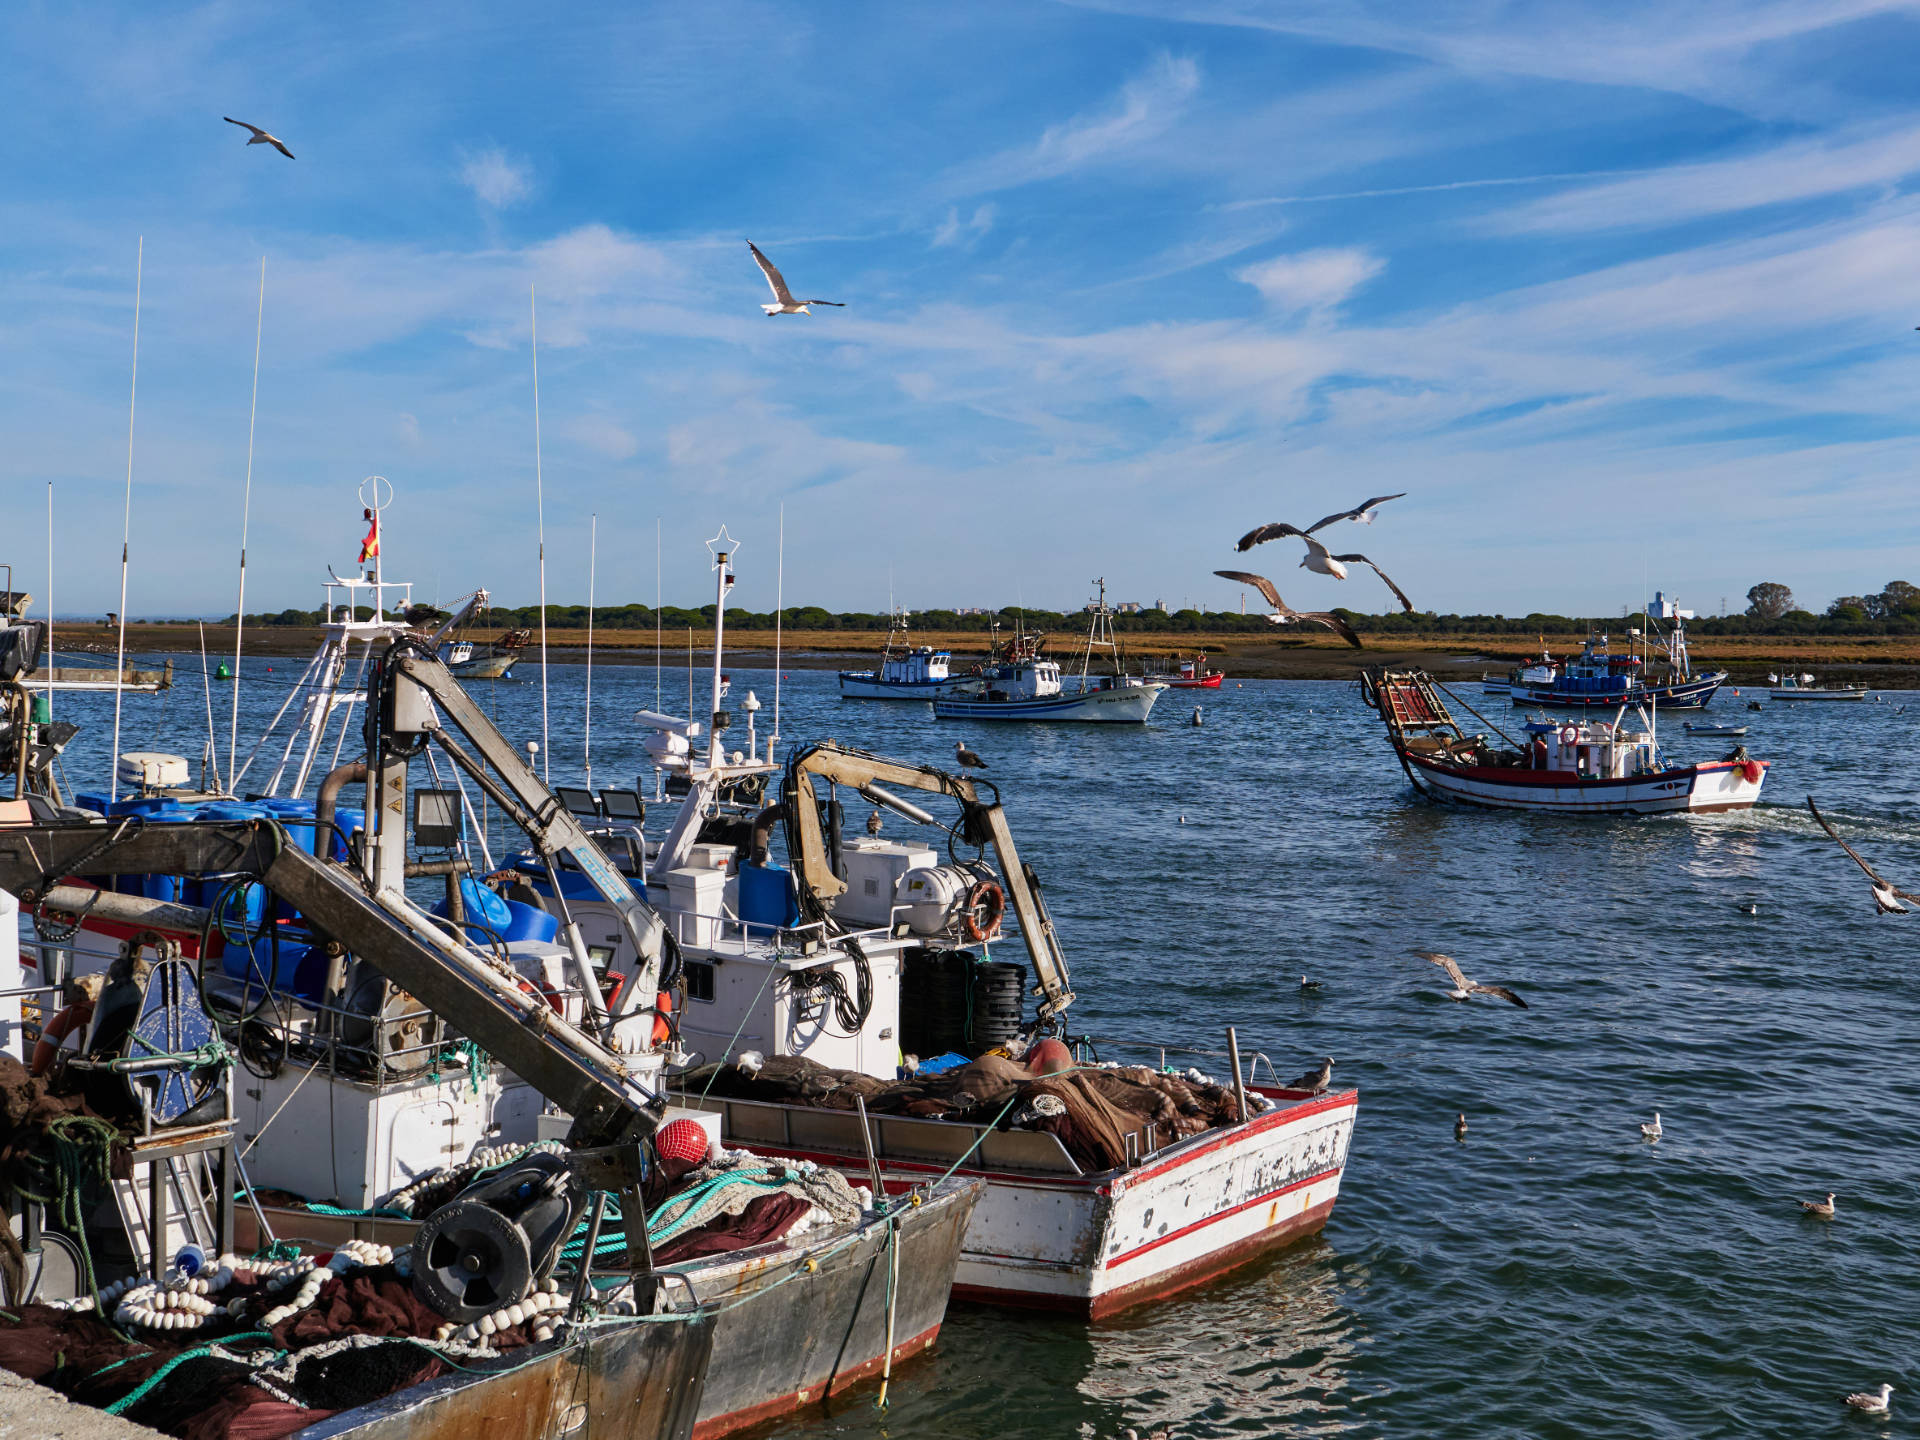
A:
111 1154 221 1275
1376 672 1455 733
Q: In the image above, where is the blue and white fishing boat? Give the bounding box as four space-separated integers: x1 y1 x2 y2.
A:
1500 593 1726 713
932 581 1165 724
839 611 971 699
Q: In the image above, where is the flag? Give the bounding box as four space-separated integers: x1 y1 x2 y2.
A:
359 507 380 563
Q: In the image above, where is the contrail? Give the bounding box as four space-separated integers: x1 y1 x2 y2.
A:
1215 168 1653 212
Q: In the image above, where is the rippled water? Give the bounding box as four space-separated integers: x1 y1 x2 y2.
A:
37 658 1920 1439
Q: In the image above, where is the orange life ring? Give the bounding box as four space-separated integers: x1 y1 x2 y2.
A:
1558 726 1579 747
962 881 1005 942
30 1001 93 1077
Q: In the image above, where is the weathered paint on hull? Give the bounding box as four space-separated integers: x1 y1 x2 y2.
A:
1401 751 1768 814
447 656 516 680
291 1308 714 1440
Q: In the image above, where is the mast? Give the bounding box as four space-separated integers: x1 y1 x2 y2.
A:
706 527 737 768
530 285 550 784
772 505 783 756
108 237 143 804
229 256 266 788
584 512 596 788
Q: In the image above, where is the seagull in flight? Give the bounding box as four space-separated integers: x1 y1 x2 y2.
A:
223 117 295 159
1300 493 1406 534
1415 950 1527 1007
1844 1383 1893 1415
1807 797 1918 914
1285 1057 1333 1094
1214 571 1362 648
953 741 988 770
747 241 845 315
1232 528 1414 612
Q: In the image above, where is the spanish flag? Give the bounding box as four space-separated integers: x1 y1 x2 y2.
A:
359 507 380 563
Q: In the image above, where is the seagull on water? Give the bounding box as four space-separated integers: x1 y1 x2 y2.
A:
1844 1383 1893 1415
1299 974 1323 993
1286 1057 1333 1094
1640 1112 1662 1140
1455 1113 1468 1141
1214 570 1362 648
1807 796 1919 915
1800 1192 1837 1218
747 241 845 316
223 117 295 159
1415 950 1528 1007
1231 528 1415 613
953 741 988 770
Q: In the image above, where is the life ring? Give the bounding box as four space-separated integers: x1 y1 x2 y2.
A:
1558 726 1579 747
30 1001 93 1077
962 881 1006 943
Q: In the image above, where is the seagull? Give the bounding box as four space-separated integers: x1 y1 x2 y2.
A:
1300 493 1407 534
1844 1383 1893 1415
1230 529 1415 613
953 741 988 770
1800 1192 1836 1218
1454 1113 1468 1141
1415 950 1528 1007
402 603 451 627
746 241 845 316
865 808 883 836
1286 1057 1333 1094
223 117 295 159
1298 974 1322 993
1640 1112 1662 1140
1214 571 1362 647
1808 796 1919 915
1738 902 1759 915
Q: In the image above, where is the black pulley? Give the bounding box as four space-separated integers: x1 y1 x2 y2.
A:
412 1200 533 1323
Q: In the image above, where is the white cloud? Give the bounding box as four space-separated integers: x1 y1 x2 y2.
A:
566 413 638 460
1236 247 1384 315
459 148 532 210
932 203 997 248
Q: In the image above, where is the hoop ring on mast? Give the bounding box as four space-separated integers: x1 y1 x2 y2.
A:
357 474 393 513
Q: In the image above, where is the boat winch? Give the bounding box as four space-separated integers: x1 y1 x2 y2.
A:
411 1150 587 1322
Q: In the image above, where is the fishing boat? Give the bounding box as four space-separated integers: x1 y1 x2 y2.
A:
511 548 1355 1319
1362 668 1768 814
1143 654 1224 689
932 581 1166 724
438 627 528 679
1497 594 1726 712
1683 722 1748 737
838 611 971 700
1766 671 1868 701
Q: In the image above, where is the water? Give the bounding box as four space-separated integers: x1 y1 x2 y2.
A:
38 660 1920 1438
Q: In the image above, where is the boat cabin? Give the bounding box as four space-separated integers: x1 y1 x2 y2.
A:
878 645 951 685
1522 719 1660 778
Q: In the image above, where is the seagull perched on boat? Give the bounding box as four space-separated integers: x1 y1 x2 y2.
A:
865 808 883 836
953 741 987 770
1415 951 1528 1007
402 603 450 627
1640 1112 1662 1141
1844 1383 1893 1415
746 241 844 315
1800 1192 1837 1218
1298 493 1407 534
1231 529 1415 613
1214 571 1362 648
223 117 295 159
1807 796 1919 915
1286 1057 1333 1094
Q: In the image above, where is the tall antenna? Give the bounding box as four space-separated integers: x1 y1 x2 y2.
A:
654 518 662 713
44 483 53 722
229 256 266 789
530 286 550 783
773 505 784 751
584 512 596 787
109 237 143 803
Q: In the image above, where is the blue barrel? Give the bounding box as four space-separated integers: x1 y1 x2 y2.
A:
502 900 559 944
739 863 800 931
431 878 514 945
325 806 365 860
222 924 329 1001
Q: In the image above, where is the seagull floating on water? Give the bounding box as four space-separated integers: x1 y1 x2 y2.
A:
223 117 295 159
1214 570 1362 648
1844 1383 1893 1415
1807 796 1919 915
1231 529 1414 612
1738 902 1759 915
1640 1112 1662 1140
1299 974 1322 993
1800 1192 1837 1218
746 240 845 316
1415 950 1527 1007
953 741 988 770
1454 1113 1468 1141
1286 1057 1333 1095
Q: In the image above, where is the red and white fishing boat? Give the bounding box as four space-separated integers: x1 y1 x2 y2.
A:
1146 654 1225 689
1362 668 1768 814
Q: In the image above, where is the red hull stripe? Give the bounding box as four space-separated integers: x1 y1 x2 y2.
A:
1125 1089 1356 1186
689 1321 942 1439
1404 751 1765 789
1103 1166 1341 1269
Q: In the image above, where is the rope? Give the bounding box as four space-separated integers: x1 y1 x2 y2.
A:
11 1115 120 1314
107 1037 236 1073
103 1331 275 1416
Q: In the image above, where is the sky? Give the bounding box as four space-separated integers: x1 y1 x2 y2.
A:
5 1 1920 621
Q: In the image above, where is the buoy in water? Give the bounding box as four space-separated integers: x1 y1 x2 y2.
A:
1191 706 1203 726
215 662 233 681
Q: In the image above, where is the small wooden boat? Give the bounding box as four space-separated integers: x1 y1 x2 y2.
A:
1683 723 1748 737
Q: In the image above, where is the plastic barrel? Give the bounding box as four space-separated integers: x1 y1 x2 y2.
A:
501 900 559 944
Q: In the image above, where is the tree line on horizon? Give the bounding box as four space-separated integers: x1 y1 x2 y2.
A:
204 578 1920 640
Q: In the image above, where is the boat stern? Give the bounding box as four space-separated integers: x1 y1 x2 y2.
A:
1687 757 1769 811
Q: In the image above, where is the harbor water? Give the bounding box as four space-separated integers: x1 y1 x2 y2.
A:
35 660 1920 1439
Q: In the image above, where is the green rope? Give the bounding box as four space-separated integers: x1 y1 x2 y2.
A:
107 1037 237 1072
102 1331 275 1416
13 1115 120 1313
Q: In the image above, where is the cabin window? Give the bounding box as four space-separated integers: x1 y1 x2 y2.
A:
685 961 716 1003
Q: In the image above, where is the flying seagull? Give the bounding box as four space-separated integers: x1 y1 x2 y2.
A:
1800 1192 1836 1218
1214 570 1362 648
1807 796 1919 914
746 240 844 315
1415 950 1527 1007
1286 1057 1333 1094
1301 493 1406 535
223 117 295 159
954 741 987 770
1844 1383 1893 1415
1231 528 1414 612
1640 1112 1662 1140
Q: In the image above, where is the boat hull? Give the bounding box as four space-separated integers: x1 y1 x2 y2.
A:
673 1086 1355 1320
447 654 516 680
1766 688 1867 701
837 673 973 700
1158 673 1223 689
1399 749 1768 814
932 684 1164 723
1507 672 1725 711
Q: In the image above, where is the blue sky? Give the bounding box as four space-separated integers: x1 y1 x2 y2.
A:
6 1 1920 621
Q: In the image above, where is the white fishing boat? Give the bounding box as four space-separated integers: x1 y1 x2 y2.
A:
438 629 526 679
838 611 971 700
1362 668 1768 814
1766 671 1868 701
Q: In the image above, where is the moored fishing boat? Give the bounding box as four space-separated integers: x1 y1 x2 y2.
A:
1766 671 1868 701
838 613 971 700
1499 594 1726 712
931 581 1166 725
1143 654 1224 689
1362 668 1768 814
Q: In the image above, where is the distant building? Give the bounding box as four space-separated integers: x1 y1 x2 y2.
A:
1155 599 1169 613
953 606 992 616
1115 601 1143 614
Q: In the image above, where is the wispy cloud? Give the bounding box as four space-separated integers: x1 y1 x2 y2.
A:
459 148 533 210
1236 247 1384 317
932 203 996 249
